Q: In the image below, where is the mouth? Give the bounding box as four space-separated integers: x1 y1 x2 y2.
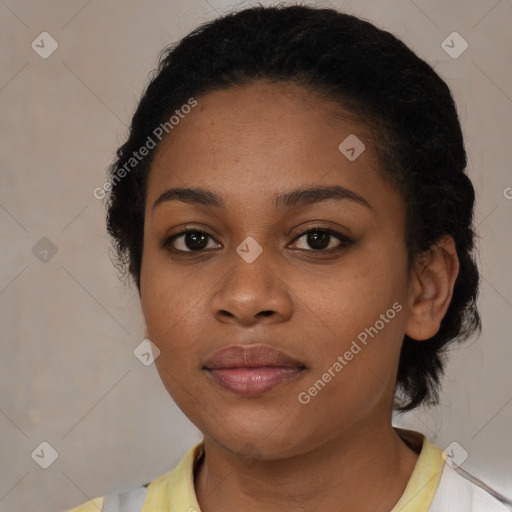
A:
202 344 306 396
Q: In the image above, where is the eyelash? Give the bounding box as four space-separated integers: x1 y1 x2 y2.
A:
161 225 354 255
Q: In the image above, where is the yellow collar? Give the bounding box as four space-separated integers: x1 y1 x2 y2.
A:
143 429 444 512
390 428 445 512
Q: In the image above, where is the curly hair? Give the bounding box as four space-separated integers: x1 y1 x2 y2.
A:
104 4 481 412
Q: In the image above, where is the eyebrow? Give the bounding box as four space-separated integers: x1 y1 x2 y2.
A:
152 184 372 211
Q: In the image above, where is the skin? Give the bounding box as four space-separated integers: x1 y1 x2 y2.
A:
139 81 459 512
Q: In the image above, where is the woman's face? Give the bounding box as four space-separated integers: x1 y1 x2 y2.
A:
140 81 413 458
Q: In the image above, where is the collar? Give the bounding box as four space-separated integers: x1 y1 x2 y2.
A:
143 428 445 512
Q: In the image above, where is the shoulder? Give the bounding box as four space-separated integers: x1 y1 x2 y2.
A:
62 482 149 512
63 496 105 512
430 462 512 512
391 428 511 512
62 442 203 512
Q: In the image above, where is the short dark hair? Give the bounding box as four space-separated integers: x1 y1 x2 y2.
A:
105 4 481 412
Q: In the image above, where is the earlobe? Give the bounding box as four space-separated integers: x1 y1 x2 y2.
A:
405 235 460 341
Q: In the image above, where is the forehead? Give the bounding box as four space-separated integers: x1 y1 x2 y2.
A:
146 81 399 215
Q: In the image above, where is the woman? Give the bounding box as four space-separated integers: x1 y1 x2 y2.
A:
66 5 510 511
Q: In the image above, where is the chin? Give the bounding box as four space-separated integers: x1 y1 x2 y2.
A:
202 410 310 458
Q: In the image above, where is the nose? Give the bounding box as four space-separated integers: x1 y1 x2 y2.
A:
210 247 293 327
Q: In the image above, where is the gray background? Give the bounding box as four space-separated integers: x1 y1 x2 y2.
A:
1 1 511 511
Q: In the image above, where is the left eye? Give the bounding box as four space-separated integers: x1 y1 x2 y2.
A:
290 228 353 251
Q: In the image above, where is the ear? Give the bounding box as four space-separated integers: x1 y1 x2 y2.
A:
405 235 460 341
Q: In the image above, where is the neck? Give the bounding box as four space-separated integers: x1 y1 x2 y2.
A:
194 422 420 512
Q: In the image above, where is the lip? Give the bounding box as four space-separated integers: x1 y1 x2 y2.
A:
203 344 305 396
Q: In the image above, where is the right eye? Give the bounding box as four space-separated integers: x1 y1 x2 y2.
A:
162 229 221 253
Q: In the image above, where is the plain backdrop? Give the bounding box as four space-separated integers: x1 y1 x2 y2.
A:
1 1 511 511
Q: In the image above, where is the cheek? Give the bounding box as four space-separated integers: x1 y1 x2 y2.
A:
293 251 405 330
295 248 409 376
140 243 200 334
142 287 201 360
